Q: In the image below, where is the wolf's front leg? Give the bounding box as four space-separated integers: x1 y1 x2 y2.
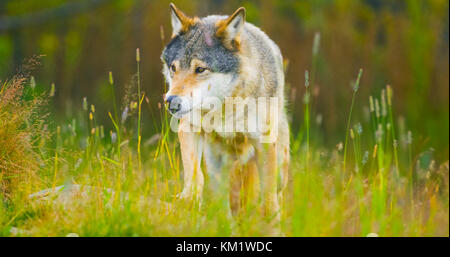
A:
229 159 260 217
178 119 204 202
261 142 281 228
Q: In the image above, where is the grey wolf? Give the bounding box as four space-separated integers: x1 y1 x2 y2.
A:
161 3 290 229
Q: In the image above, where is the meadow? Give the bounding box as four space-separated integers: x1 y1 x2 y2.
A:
1 41 448 237
0 0 448 237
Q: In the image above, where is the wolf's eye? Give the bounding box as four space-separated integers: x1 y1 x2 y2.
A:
170 64 177 72
195 67 207 74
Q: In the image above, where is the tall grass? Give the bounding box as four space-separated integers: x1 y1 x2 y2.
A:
343 68 363 172
136 48 144 173
0 76 48 199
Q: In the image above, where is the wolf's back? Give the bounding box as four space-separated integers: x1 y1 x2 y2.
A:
240 21 285 98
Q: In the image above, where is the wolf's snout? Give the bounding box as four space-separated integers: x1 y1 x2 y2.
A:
165 95 182 114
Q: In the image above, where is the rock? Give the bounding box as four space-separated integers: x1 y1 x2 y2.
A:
10 227 30 236
28 184 173 213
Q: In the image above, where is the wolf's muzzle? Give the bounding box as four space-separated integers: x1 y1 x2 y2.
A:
165 95 182 114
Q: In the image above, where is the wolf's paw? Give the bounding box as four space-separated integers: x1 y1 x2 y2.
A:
175 189 191 200
176 189 203 208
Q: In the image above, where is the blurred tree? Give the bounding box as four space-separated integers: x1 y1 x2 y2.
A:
0 0 447 157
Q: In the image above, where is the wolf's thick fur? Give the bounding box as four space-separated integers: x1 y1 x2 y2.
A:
161 4 290 227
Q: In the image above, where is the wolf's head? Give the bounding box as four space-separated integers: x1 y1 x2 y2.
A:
161 3 246 117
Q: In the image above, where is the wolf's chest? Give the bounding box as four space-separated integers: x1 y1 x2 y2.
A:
205 131 257 164
185 107 263 140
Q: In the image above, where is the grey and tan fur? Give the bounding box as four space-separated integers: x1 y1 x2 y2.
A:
161 3 290 230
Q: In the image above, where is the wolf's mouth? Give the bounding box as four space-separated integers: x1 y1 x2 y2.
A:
171 108 192 118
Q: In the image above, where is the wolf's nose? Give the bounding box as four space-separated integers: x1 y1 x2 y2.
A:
166 95 181 114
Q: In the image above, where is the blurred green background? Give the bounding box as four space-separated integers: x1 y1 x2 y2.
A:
0 0 448 158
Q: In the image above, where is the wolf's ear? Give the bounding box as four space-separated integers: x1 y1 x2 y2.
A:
216 7 246 44
169 3 194 36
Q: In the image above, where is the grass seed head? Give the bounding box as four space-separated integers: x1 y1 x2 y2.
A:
381 89 387 117
305 70 310 88
109 71 114 85
160 25 165 43
49 83 55 97
83 97 88 111
375 98 380 118
316 113 323 126
355 122 362 135
353 68 363 92
376 124 383 142
130 101 138 110
312 32 321 57
373 144 378 158
337 142 343 151
407 131 413 145
386 85 393 106
369 96 374 113
110 131 117 143
121 106 129 124
362 151 369 165
136 48 140 63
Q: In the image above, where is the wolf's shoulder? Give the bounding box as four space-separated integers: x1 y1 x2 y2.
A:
242 22 283 70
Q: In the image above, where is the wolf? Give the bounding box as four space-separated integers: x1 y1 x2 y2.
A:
161 3 290 226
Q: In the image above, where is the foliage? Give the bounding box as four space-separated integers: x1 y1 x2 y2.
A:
0 0 448 237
